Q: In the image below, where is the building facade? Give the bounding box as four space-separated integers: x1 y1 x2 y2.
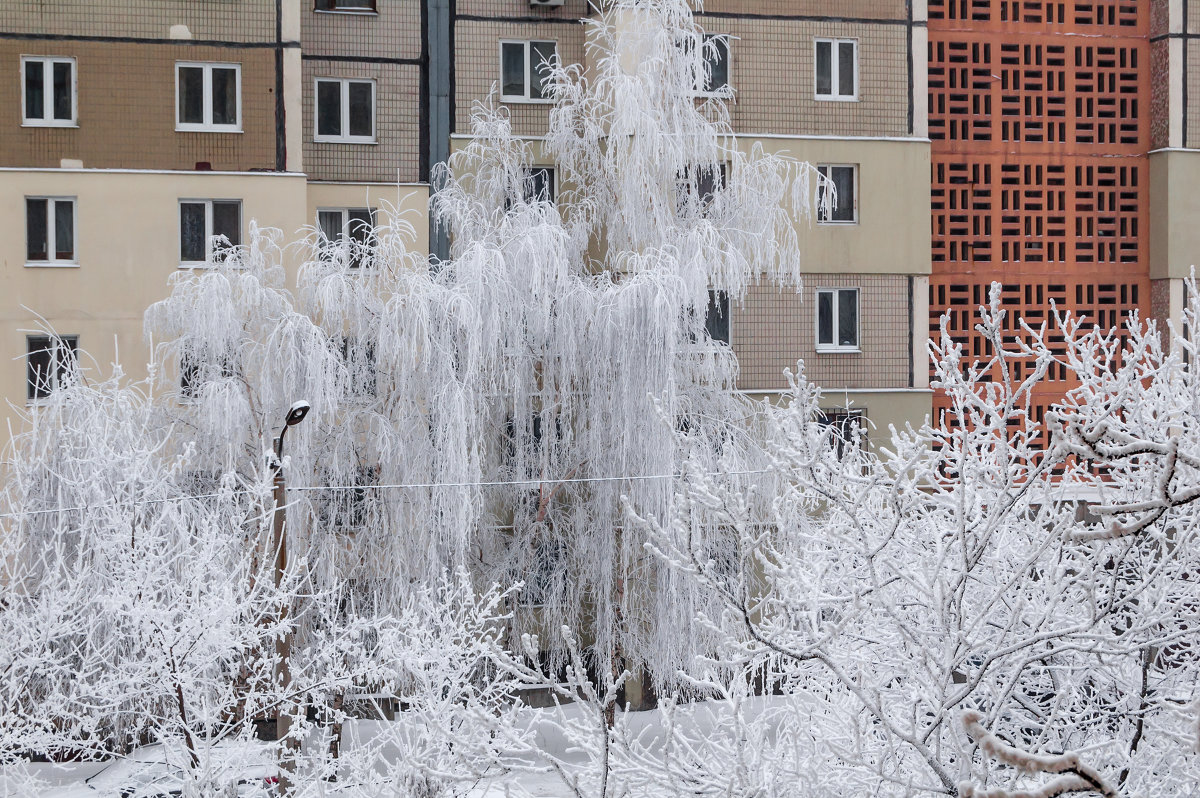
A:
0 0 428 438
2 0 934 446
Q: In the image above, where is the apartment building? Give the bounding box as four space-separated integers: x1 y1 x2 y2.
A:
451 0 934 436
0 0 428 435
926 0 1172 430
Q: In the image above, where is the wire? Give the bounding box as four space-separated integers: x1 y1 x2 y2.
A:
0 468 773 520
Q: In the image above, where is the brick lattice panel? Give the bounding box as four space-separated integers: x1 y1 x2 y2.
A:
928 0 1149 435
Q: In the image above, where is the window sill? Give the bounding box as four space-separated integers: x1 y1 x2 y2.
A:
500 97 555 105
179 261 241 269
21 121 79 128
25 261 80 268
815 346 861 355
176 125 243 134
314 136 378 145
817 220 858 226
313 8 378 15
815 95 859 102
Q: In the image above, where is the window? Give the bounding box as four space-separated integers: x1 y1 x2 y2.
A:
176 63 241 131
22 56 75 126
522 167 555 204
314 78 375 142
815 38 857 100
816 288 859 352
705 290 730 345
179 351 236 399
318 208 375 267
817 409 865 456
817 165 857 224
26 335 78 402
314 0 376 10
694 34 730 95
339 337 378 398
500 40 557 102
677 163 727 217
26 197 76 266
179 200 241 265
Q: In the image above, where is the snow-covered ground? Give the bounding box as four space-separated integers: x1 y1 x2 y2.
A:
2 697 765 798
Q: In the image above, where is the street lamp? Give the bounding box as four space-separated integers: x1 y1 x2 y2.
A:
271 400 309 795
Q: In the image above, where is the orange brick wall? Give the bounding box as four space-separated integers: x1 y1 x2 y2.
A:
928 0 1150 431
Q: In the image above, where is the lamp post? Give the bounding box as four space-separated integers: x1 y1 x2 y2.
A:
272 400 309 795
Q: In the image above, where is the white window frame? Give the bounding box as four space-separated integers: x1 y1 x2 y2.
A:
499 39 558 104
25 196 78 267
317 207 376 267
178 199 242 267
21 56 77 127
694 33 733 98
313 78 377 143
816 164 858 225
814 38 858 102
175 62 242 132
815 287 860 353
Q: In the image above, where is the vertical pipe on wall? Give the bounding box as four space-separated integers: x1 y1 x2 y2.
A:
426 0 452 263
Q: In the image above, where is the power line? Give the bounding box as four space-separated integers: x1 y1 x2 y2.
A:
0 468 773 520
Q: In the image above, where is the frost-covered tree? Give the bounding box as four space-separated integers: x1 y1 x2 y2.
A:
143 0 824 690
640 284 1200 796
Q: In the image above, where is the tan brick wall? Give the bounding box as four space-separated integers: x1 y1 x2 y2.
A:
734 274 912 391
2 0 277 42
456 0 593 19
700 1 906 20
708 17 910 137
454 20 587 137
1188 43 1200 148
453 13 910 138
0 42 277 171
1190 0 1200 33
302 60 423 182
301 0 422 58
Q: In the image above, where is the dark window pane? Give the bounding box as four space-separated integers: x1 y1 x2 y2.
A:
179 66 204 124
817 291 833 345
25 60 44 120
530 41 556 100
58 336 78 374
815 40 832 95
705 36 729 92
838 41 856 97
348 81 372 137
838 290 858 347
501 42 526 97
180 202 206 261
212 201 241 259
705 290 730 345
54 200 74 260
52 62 72 120
26 198 48 261
180 354 198 398
27 336 53 400
831 166 855 221
318 210 342 243
211 67 238 126
317 80 342 137
347 208 373 268
524 168 554 203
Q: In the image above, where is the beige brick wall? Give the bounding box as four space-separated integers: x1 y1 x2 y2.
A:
1188 44 1200 148
701 0 907 20
735 274 912 391
2 0 277 42
456 0 593 19
704 17 910 137
0 42 277 171
301 0 421 58
454 20 588 137
302 60 422 182
453 12 910 139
